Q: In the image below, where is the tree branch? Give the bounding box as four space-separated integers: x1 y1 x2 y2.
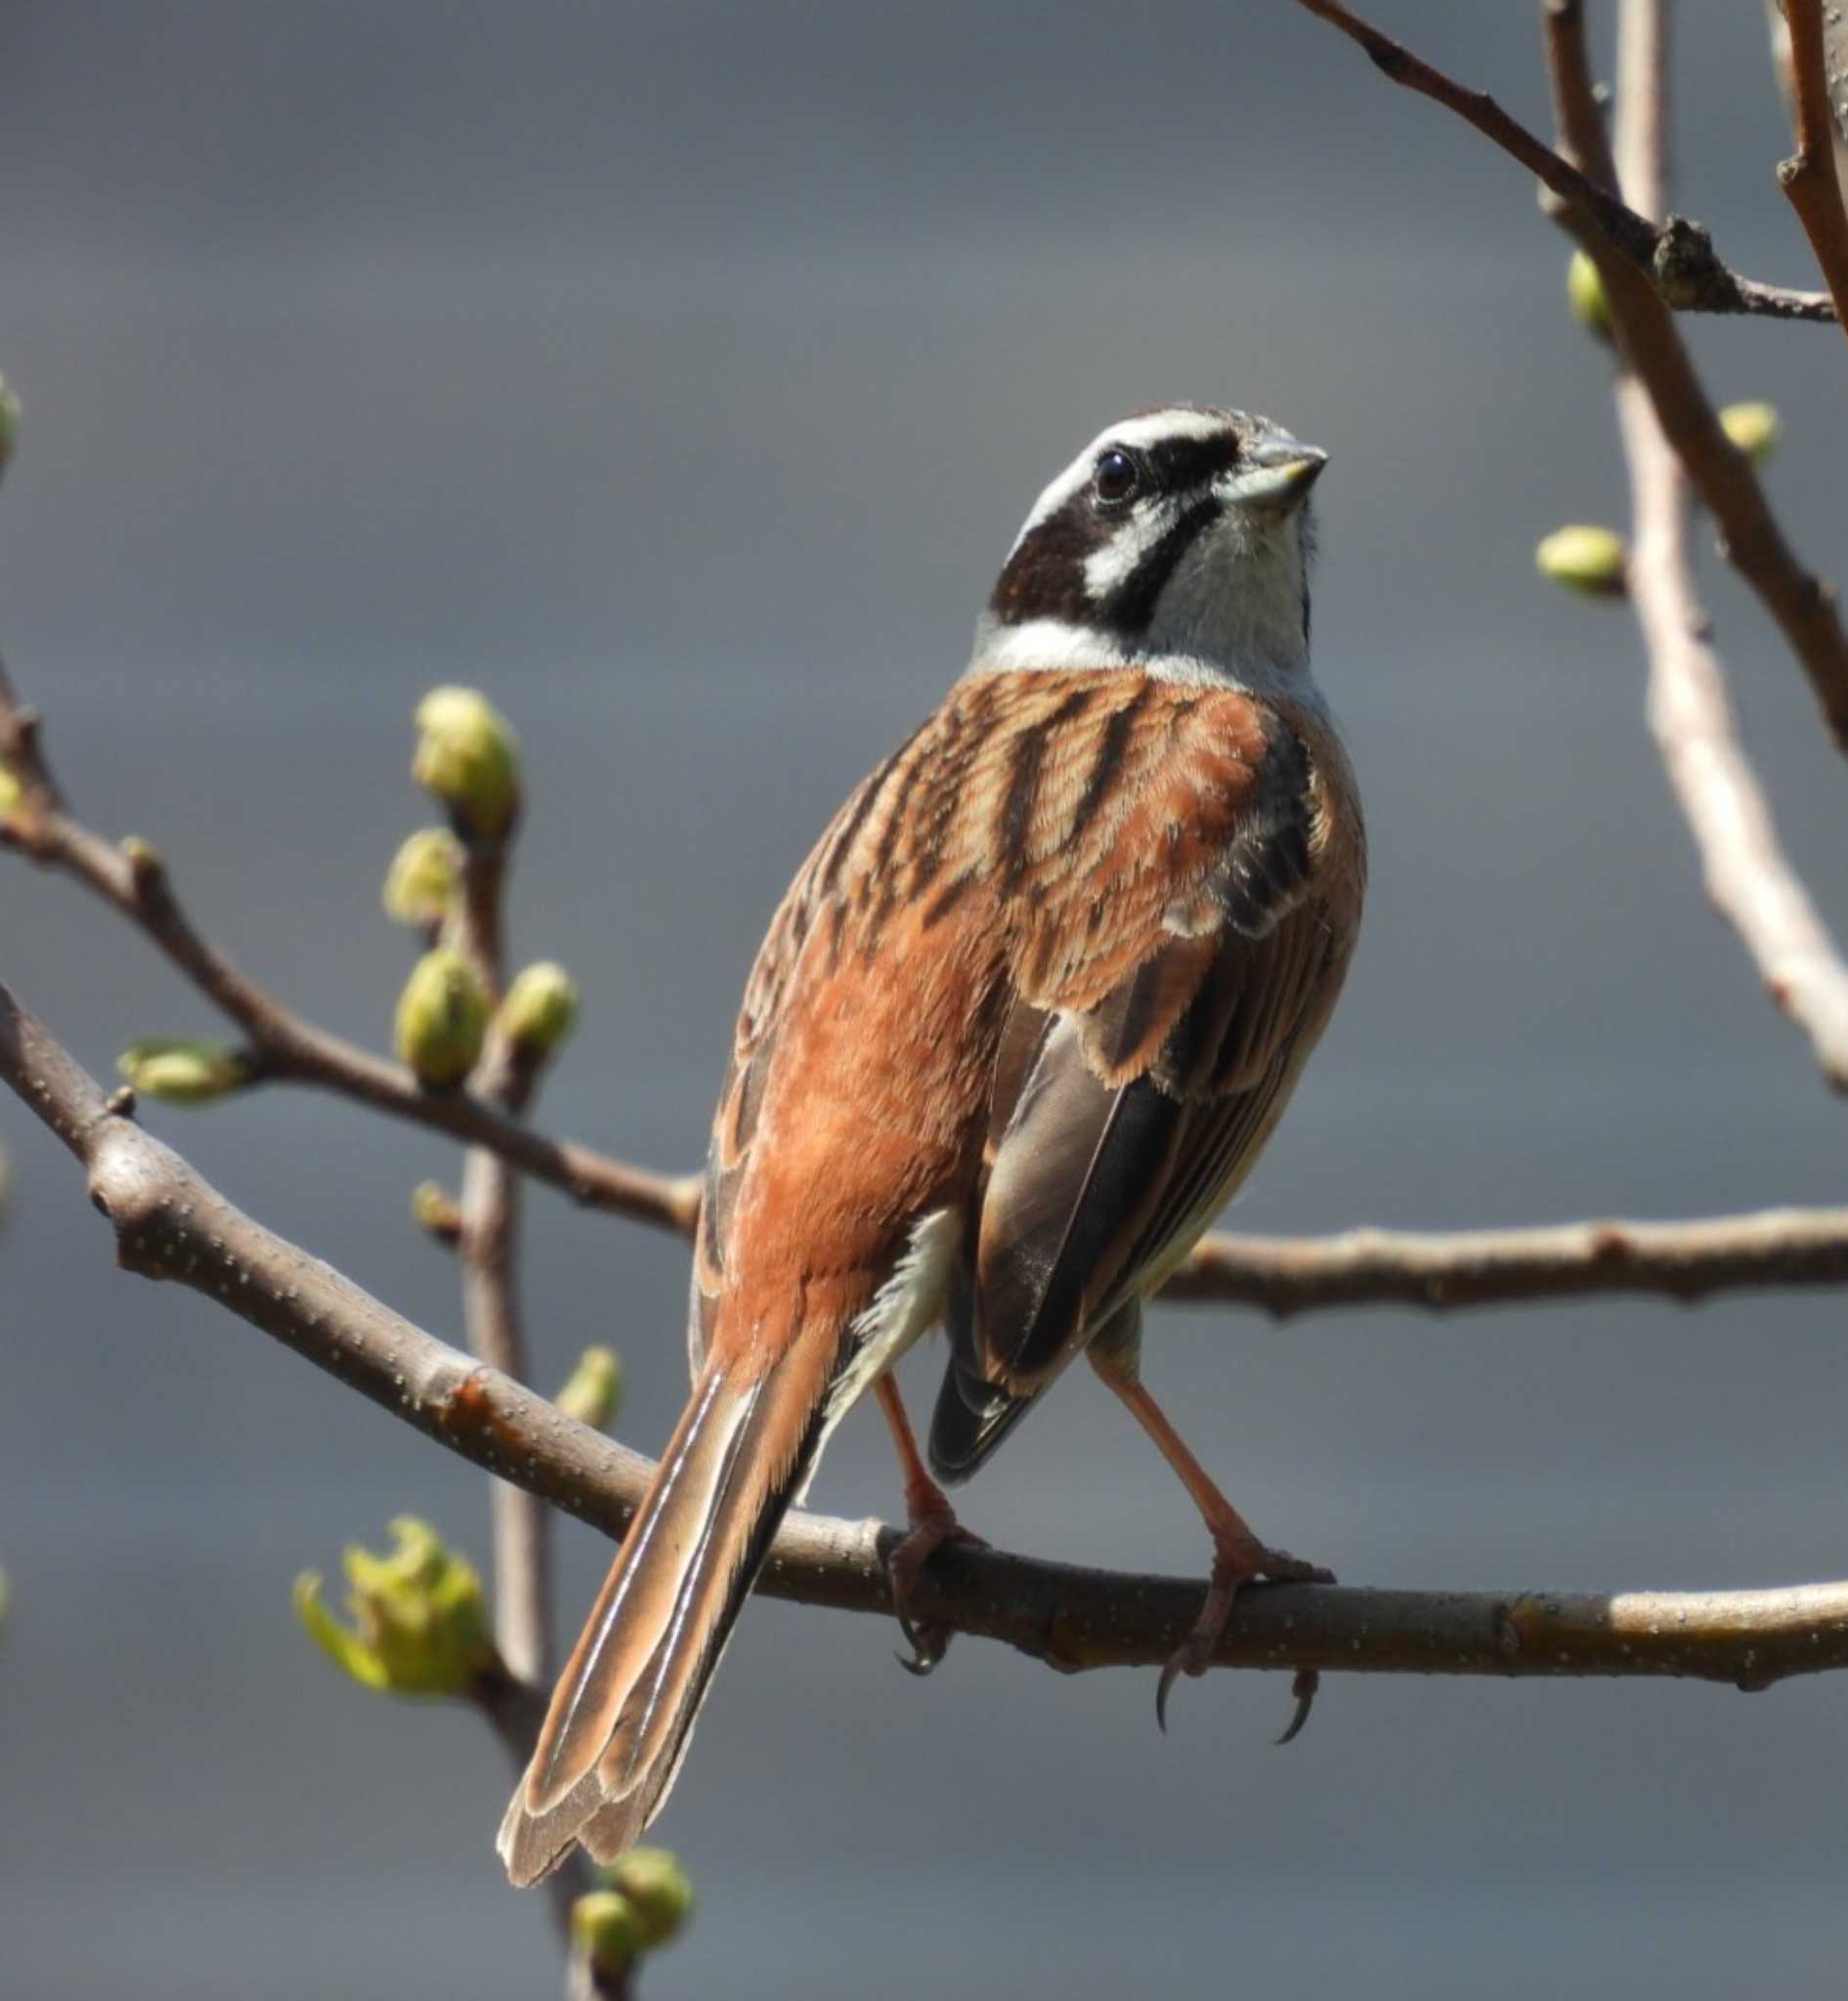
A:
1535 1 1848 1094
1291 0 1835 321
5 978 1848 1693
448 830 555 1695
0 655 699 1231
1778 0 1848 339
1294 0 1848 752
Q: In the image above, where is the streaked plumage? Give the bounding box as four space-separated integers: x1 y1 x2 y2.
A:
500 404 1365 1887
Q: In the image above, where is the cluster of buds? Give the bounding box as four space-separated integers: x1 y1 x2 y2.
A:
294 1516 494 1699
572 1850 695 1980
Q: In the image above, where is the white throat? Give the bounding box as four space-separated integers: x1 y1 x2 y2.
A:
968 512 1319 707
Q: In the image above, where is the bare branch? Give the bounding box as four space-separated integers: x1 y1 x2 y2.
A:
448 830 555 1693
0 656 699 1230
1778 0 1848 338
1533 2 1848 1093
1294 1 1848 751
6 979 1848 1693
1169 1210 1848 1314
1290 0 1835 322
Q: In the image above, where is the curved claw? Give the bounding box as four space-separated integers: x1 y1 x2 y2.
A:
1154 1652 1185 1733
894 1614 950 1677
1275 1667 1319 1746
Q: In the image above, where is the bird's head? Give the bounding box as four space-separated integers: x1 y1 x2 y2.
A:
973 404 1325 688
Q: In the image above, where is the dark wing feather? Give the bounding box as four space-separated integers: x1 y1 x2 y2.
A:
929 719 1324 1483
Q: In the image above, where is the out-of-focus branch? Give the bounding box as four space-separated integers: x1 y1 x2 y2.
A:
1294 0 1848 752
7 980 1848 1693
1537 1 1848 1094
448 829 554 1695
0 657 699 1231
1290 0 1835 322
1777 0 1848 338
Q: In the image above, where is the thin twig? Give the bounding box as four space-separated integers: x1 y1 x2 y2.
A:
1295 0 1848 751
1778 0 1848 338
1538 0 1848 1093
0 656 699 1229
5 979 1848 1693
1290 0 1835 321
449 832 554 1695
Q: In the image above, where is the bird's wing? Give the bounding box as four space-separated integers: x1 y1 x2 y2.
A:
929 682 1355 1479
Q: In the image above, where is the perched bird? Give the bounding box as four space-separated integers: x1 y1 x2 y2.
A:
499 404 1366 1887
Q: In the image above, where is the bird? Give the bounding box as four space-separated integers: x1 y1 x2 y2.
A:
498 403 1366 1887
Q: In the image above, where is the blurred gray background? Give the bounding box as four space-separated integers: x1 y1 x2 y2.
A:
4 3 1848 1996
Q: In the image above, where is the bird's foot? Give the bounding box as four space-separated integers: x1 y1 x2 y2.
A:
1154 1534 1334 1732
887 1494 989 1678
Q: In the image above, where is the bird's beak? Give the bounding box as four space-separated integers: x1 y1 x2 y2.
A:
1220 439 1328 516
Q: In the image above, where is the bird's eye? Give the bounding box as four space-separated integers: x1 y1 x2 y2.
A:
1093 448 1141 504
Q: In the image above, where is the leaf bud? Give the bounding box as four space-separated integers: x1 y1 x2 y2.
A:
1535 525 1628 599
1566 250 1613 341
411 687 520 839
1718 401 1779 466
382 828 462 927
293 1516 493 1699
116 1037 249 1104
394 947 489 1087
556 1344 623 1430
498 960 579 1063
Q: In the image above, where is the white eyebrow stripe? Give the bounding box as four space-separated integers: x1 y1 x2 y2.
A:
1010 405 1238 551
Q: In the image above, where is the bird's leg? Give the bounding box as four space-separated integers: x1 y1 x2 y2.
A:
875 1373 987 1676
1086 1341 1332 1732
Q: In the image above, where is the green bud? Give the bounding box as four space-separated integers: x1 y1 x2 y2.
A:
602 1847 694 1948
394 947 490 1087
0 762 20 816
1566 250 1612 341
382 828 462 927
411 687 520 840
573 1891 649 1974
1718 401 1780 466
117 1037 249 1104
0 375 20 482
556 1344 623 1430
498 960 579 1062
409 1179 462 1243
293 1515 493 1699
1535 525 1628 599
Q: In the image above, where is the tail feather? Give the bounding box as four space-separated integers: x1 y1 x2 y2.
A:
498 1347 828 1887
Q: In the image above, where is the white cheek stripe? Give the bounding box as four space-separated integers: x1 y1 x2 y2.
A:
1082 496 1180 599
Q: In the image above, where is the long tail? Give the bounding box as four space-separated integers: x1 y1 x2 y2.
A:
498 1343 830 1886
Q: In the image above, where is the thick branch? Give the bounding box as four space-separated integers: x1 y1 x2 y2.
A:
1295 1 1848 750
1538 1 1848 1092
5 979 1848 1692
1778 0 1848 340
